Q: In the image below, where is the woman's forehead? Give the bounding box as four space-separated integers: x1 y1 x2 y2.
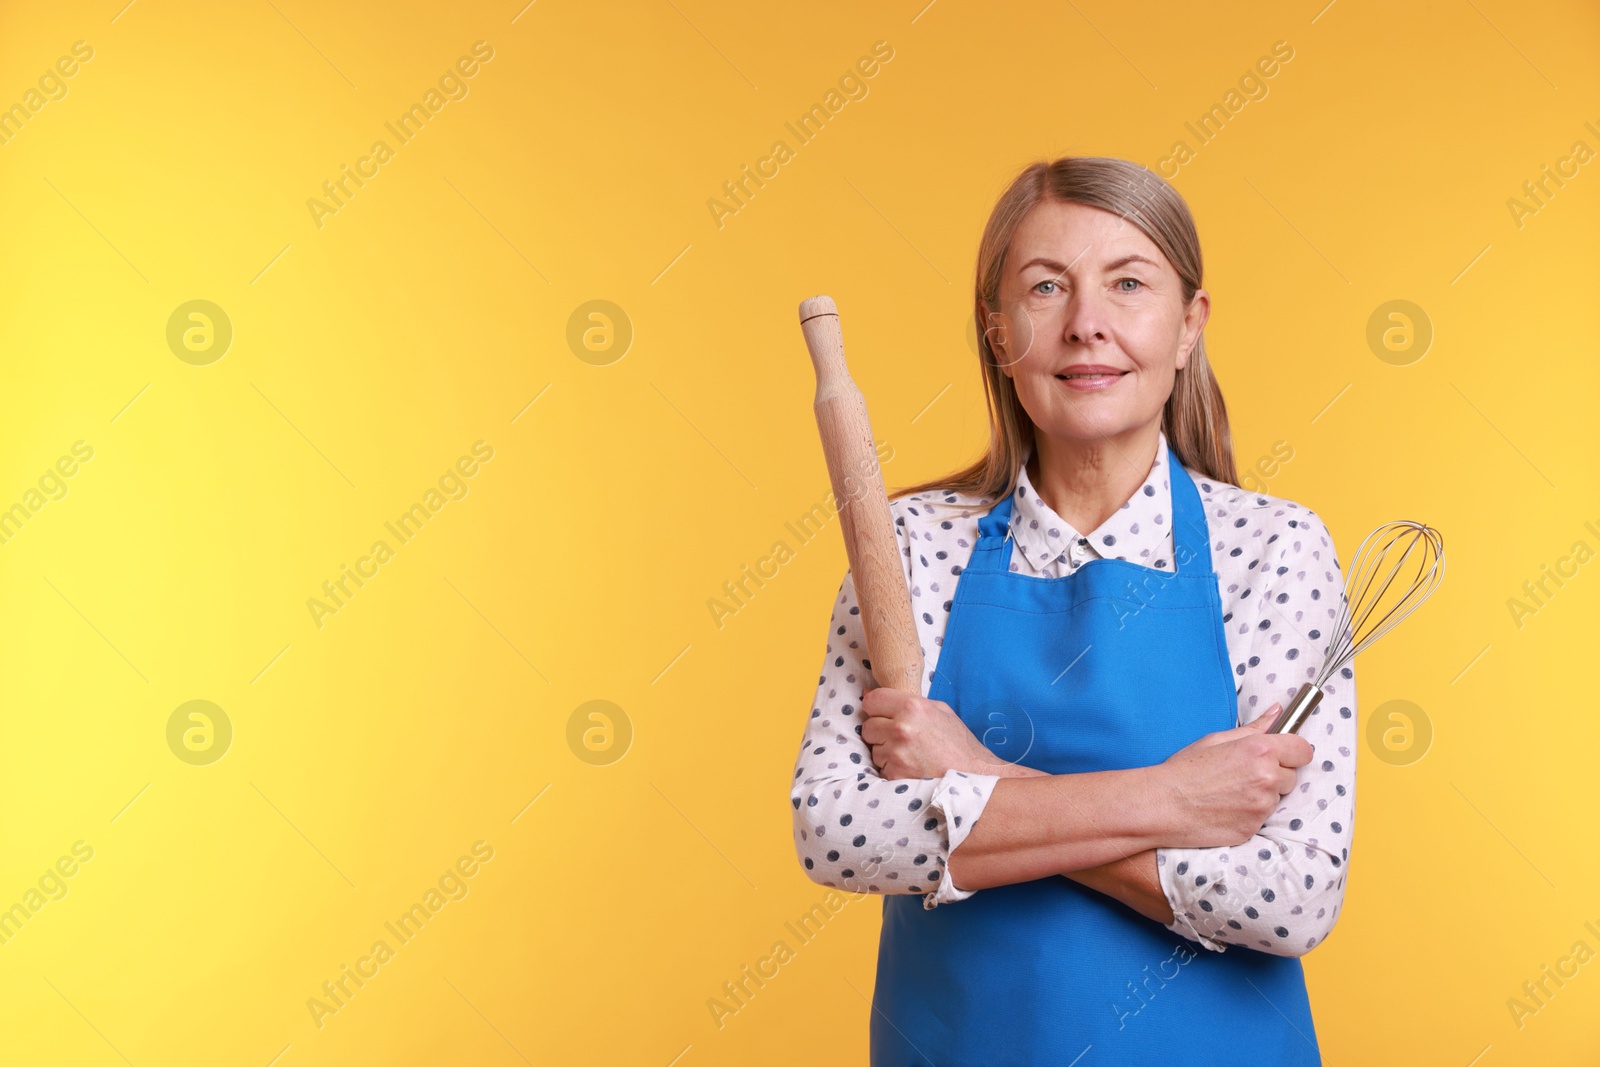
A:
1008 202 1167 271
1017 202 1160 251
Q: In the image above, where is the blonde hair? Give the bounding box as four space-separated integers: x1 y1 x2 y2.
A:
890 156 1238 504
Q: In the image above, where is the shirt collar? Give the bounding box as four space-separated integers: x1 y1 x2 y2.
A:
1008 430 1175 571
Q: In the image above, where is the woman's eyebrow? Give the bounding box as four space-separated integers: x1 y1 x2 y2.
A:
1017 255 1075 274
1017 252 1171 279
1103 253 1161 271
1018 253 1161 274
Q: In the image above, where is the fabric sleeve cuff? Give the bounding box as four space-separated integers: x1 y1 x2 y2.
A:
923 768 1002 910
1156 847 1229 952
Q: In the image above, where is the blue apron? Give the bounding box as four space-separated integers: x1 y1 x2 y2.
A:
870 447 1321 1066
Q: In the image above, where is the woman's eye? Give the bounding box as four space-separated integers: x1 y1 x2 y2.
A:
1033 280 1058 295
1117 277 1143 292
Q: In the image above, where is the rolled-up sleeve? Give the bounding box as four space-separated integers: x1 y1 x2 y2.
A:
1156 508 1357 957
790 555 1001 908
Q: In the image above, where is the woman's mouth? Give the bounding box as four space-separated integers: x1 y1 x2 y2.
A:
1054 369 1129 391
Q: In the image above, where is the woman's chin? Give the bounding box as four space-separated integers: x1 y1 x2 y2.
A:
1035 414 1149 445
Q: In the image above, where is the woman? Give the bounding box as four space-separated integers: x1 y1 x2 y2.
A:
789 156 1356 1065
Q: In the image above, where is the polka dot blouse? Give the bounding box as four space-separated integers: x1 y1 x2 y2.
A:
789 429 1357 956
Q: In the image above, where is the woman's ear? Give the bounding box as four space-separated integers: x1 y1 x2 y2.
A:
1176 290 1209 372
983 310 1012 376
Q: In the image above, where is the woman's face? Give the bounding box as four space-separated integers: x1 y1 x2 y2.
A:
987 200 1208 450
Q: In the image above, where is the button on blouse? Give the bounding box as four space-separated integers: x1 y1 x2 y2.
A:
788 429 1357 956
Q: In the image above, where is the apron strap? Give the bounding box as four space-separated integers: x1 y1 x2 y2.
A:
1167 445 1216 576
968 490 1018 574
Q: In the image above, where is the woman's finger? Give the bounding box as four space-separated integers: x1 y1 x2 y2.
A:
862 686 914 718
1272 735 1315 769
1246 703 1283 730
861 717 885 745
1182 702 1283 754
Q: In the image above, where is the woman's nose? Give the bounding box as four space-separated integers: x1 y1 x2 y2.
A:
1060 291 1108 345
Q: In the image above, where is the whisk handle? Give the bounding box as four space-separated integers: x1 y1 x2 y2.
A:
1266 681 1322 735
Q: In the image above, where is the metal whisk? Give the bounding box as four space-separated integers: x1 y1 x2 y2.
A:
1267 520 1446 735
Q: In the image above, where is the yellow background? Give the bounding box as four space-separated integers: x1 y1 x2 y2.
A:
0 0 1596 1063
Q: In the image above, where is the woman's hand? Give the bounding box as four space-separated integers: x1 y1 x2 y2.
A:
860 686 1008 779
1156 702 1314 848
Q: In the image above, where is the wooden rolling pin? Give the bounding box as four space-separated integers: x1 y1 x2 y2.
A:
797 295 923 695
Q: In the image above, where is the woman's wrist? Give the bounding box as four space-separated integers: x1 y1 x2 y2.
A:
1120 763 1181 851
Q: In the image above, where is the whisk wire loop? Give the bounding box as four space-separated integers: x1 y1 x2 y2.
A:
1269 518 1443 735
1315 521 1444 689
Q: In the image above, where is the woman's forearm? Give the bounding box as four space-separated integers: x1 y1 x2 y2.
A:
958 759 1174 924
943 761 1175 893
1062 849 1173 924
